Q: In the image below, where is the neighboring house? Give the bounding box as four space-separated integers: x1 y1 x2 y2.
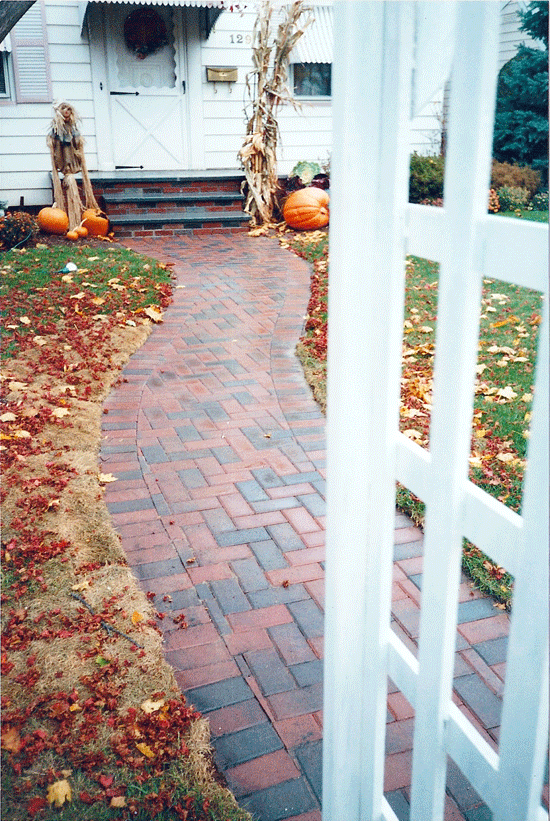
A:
0 0 541 208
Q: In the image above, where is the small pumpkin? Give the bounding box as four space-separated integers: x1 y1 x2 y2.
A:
37 206 69 235
283 187 329 230
81 208 109 237
66 230 80 241
75 225 88 238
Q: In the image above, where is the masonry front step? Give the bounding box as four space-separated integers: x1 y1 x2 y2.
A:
87 169 250 237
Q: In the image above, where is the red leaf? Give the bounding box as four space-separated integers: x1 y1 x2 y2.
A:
98 774 114 789
27 796 47 816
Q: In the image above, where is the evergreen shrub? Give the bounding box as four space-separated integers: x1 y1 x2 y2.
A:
409 153 444 203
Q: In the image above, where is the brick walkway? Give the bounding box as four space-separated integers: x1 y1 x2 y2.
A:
100 233 510 821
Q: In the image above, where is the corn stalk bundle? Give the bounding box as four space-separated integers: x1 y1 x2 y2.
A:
239 1 312 225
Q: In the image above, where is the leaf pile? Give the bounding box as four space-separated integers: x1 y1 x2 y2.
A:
1 245 251 821
286 229 543 608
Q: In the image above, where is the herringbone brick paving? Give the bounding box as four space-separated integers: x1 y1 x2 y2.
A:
100 233 513 821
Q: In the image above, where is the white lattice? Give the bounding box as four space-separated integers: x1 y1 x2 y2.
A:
323 3 548 820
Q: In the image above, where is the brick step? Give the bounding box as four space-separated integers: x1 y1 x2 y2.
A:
86 170 248 237
104 191 244 217
103 191 243 205
108 208 250 238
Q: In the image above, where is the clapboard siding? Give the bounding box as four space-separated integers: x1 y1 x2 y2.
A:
2 0 95 206
1 1 541 208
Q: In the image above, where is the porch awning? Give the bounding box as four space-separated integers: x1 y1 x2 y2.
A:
290 3 332 64
79 0 230 37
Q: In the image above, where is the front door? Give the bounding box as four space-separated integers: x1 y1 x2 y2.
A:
105 4 189 169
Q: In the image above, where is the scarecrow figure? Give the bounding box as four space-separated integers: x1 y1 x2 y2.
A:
47 101 99 230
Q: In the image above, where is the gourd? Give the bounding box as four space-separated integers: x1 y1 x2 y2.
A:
75 225 88 238
283 187 329 230
82 208 109 236
37 206 69 235
66 230 80 241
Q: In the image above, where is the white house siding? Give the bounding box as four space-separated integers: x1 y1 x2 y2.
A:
200 6 333 175
1 0 95 207
499 0 541 69
1 1 542 208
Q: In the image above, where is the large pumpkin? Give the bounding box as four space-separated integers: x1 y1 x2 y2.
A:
82 208 110 236
283 187 329 230
37 207 69 235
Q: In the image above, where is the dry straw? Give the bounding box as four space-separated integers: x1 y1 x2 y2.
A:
239 1 313 225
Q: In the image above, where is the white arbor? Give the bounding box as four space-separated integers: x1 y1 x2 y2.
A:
323 3 549 820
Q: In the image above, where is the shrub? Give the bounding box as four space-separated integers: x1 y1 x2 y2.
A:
0 211 38 250
496 186 531 212
419 197 444 207
531 190 549 210
488 189 500 213
491 160 541 197
409 153 444 203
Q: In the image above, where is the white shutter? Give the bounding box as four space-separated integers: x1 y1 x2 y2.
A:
10 0 52 103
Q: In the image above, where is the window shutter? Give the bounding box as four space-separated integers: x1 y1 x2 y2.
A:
10 0 52 103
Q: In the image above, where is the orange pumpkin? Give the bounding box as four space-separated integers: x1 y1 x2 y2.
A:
37 207 69 235
82 208 110 236
75 225 88 238
283 187 329 230
66 230 80 241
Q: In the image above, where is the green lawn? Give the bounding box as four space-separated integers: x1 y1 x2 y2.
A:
289 210 545 608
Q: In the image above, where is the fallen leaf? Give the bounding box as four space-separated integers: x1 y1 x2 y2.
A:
52 408 71 418
1 726 23 753
144 306 164 323
47 780 72 808
32 336 48 347
19 316 31 325
110 796 127 808
98 774 114 789
8 381 27 392
496 386 517 401
98 472 118 484
71 580 90 592
131 611 144 625
0 412 17 423
91 297 106 306
141 698 165 714
14 429 31 438
136 742 155 758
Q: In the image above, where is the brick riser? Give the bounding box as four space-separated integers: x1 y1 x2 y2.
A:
87 172 250 238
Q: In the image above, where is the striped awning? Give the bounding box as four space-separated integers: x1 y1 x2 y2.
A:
290 4 332 64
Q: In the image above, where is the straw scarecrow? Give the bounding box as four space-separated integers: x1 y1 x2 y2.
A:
239 1 312 226
47 101 99 230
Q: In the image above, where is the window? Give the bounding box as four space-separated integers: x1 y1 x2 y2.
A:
293 63 331 97
0 53 9 97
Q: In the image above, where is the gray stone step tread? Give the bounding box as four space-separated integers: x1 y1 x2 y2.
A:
109 209 248 225
103 191 242 204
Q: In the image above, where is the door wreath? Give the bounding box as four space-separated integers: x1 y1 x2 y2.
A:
123 8 169 59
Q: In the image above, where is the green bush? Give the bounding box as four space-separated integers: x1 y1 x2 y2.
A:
492 2 548 183
496 186 531 212
0 211 38 250
491 160 541 197
409 153 444 203
531 190 549 210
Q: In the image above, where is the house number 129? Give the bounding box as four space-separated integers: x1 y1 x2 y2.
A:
229 34 252 44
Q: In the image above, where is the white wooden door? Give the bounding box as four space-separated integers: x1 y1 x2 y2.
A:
105 4 189 170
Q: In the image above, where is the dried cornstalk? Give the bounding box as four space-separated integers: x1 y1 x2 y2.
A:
239 1 313 225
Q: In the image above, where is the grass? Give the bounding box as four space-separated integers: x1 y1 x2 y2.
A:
1 243 252 821
287 211 544 609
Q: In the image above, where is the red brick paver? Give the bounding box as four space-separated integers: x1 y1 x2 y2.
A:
100 233 513 821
